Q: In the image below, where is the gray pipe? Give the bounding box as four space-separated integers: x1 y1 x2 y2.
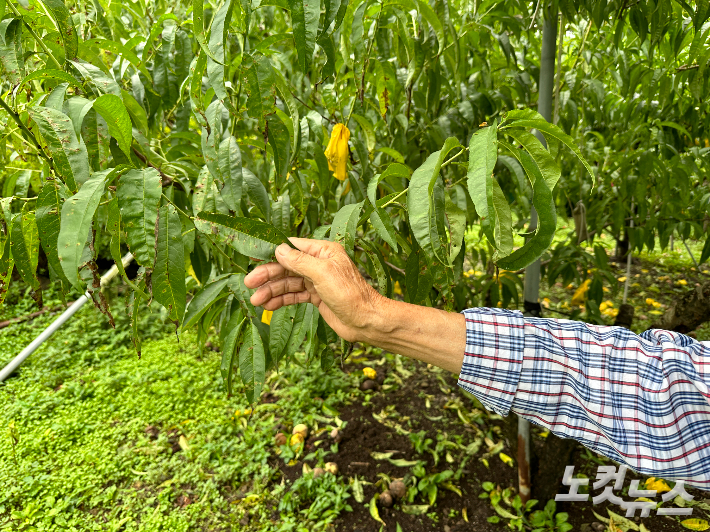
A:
519 8 558 504
0 253 133 383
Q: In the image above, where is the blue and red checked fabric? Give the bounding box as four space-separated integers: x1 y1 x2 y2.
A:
457 307 710 490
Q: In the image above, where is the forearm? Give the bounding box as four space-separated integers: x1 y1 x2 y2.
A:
359 297 466 374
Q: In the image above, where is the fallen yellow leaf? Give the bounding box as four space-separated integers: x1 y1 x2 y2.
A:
499 453 514 466
682 518 710 531
645 477 671 493
363 367 377 380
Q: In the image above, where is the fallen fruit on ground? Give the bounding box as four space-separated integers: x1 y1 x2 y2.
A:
378 490 394 508
324 462 339 475
274 433 287 446
389 480 406 500
292 424 309 438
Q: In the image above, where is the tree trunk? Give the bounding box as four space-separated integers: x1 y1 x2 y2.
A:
651 280 710 334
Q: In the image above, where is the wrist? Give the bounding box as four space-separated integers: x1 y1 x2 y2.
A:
356 292 399 346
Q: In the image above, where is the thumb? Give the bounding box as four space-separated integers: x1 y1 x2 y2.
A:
275 243 322 280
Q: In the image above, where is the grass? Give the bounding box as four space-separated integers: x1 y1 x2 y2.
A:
0 282 359 531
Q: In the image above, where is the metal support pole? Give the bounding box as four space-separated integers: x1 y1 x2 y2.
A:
519 8 558 504
0 253 133 383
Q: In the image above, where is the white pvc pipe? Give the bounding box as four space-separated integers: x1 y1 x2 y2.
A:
0 253 133 383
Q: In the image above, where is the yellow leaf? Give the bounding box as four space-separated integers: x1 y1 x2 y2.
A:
677 279 688 286
363 367 377 380
393 281 402 295
682 519 710 531
325 124 350 181
462 507 469 523
369 495 386 526
187 264 201 286
178 435 190 451
618 276 627 282
499 453 514 466
645 298 656 306
261 310 273 325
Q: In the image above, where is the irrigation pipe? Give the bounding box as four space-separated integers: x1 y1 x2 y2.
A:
0 253 133 383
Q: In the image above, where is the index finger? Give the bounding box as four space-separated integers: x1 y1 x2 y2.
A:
287 237 338 259
244 262 289 289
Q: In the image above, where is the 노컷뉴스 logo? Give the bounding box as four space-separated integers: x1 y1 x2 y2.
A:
555 465 693 517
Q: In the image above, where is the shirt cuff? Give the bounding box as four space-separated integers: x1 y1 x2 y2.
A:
457 308 526 416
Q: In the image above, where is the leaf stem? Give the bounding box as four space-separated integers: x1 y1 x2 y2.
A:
161 193 193 220
380 188 408 208
440 147 468 169
203 234 248 275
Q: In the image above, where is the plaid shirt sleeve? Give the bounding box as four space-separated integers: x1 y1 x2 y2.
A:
457 307 710 489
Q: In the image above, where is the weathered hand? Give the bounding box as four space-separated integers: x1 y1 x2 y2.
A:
243 238 388 343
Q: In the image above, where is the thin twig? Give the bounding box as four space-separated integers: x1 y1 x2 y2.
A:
0 96 56 172
131 147 181 188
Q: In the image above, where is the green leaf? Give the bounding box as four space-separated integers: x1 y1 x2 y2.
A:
57 171 107 288
272 68 301 158
303 304 320 361
408 137 461 263
330 201 364 255
240 321 266 404
153 204 186 325
490 178 513 259
444 191 466 265
29 106 91 192
269 305 296 365
220 311 246 395
194 212 292 260
192 0 224 64
467 124 498 247
11 205 40 290
0 232 13 306
0 19 25 85
289 0 319 71
366 170 399 251
351 113 376 152
244 168 271 223
92 94 133 158
284 302 309 359
14 69 81 97
359 239 391 297
38 0 79 61
183 276 232 330
36 182 68 283
116 168 162 268
502 113 594 187
218 136 244 213
241 53 277 128
120 90 149 138
69 59 121 95
496 149 556 270
504 128 560 190
84 38 153 82
384 0 445 54
267 114 291 187
206 0 237 113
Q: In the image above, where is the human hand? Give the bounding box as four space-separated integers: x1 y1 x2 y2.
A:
243 238 389 343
